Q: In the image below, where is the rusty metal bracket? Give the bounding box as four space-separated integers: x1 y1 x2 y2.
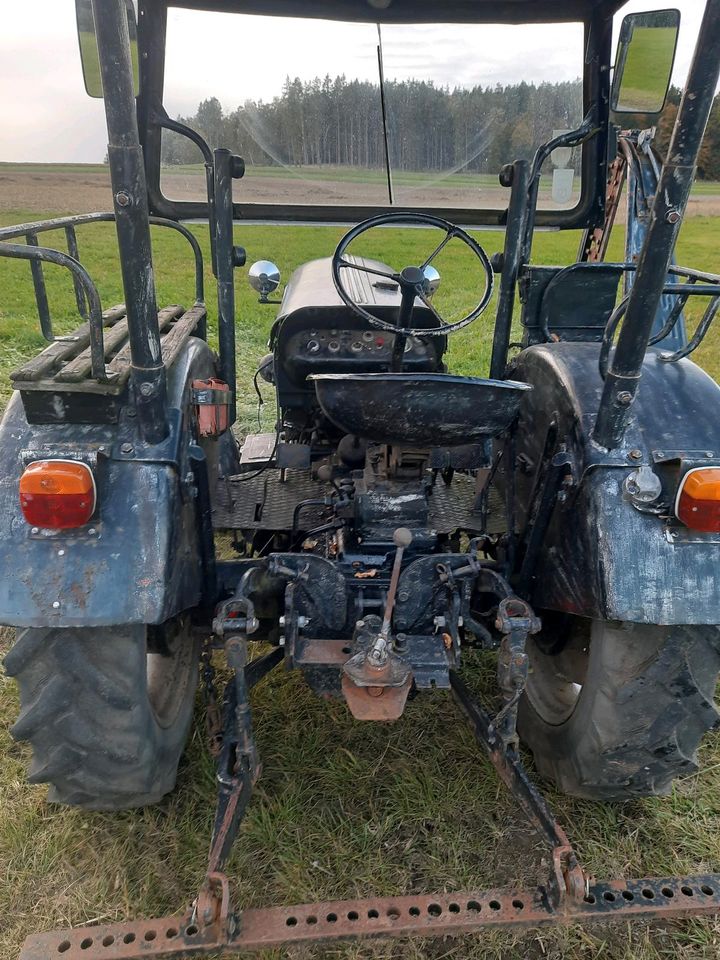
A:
494 597 541 748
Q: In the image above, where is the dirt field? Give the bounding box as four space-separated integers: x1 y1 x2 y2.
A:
4 164 720 217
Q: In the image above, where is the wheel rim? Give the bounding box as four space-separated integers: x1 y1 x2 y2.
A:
524 616 592 725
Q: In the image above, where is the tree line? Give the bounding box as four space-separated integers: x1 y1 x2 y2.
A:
161 75 583 174
160 77 720 180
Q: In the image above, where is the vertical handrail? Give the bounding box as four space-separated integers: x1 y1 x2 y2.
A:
154 110 219 278
490 161 530 379
64 225 89 319
214 147 243 426
91 0 168 443
25 233 53 341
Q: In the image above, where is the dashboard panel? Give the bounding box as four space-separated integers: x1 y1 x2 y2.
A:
283 327 439 384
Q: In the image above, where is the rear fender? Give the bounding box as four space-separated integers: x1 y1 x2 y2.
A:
508 342 720 625
0 337 232 627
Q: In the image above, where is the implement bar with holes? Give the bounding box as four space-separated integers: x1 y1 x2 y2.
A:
18 875 720 958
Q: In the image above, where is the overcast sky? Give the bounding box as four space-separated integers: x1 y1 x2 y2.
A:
0 0 707 164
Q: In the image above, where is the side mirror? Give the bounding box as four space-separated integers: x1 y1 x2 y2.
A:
248 261 281 304
611 9 680 123
75 0 140 99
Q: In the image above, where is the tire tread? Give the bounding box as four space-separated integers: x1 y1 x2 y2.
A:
520 622 720 800
4 625 197 810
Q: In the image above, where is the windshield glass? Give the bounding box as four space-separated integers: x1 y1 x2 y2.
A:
160 10 584 212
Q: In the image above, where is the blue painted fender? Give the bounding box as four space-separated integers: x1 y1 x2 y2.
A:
508 342 720 625
0 337 226 627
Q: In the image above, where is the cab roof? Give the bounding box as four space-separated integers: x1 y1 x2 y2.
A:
167 0 626 25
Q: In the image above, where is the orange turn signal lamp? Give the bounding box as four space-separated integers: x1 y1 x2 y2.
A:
19 459 96 530
675 467 720 534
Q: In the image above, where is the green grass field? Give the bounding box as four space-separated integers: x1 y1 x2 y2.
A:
1 211 720 959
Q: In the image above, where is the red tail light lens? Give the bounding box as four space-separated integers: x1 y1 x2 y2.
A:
19 460 96 530
675 467 720 533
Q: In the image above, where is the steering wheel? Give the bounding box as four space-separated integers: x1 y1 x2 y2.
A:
331 211 494 337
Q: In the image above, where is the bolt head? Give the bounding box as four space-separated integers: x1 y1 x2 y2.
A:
629 449 643 461
31 527 39 535
52 601 60 609
120 442 134 455
115 191 131 207
57 549 65 557
617 391 633 406
139 381 154 397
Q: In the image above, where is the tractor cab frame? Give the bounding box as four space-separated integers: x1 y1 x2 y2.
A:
4 0 720 957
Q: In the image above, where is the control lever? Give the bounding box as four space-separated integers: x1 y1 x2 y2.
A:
363 527 412 669
378 526 413 645
341 528 414 720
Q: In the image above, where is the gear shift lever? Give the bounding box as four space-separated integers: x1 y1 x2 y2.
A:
342 528 414 719
382 528 412 637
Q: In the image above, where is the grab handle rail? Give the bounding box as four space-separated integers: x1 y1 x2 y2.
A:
0 212 205 381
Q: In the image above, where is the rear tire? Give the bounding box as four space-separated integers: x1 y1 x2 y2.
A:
4 618 199 810
518 618 720 800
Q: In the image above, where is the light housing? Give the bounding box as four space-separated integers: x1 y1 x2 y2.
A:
19 459 96 530
675 467 720 534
